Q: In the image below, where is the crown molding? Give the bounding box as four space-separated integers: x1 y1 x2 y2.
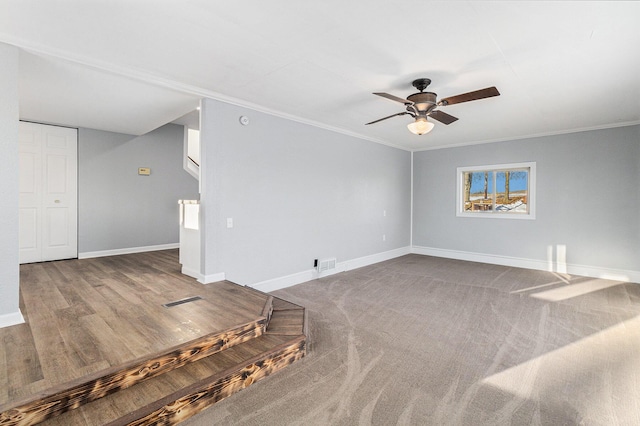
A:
412 120 640 152
3 36 410 152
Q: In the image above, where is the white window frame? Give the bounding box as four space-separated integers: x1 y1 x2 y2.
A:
456 161 536 220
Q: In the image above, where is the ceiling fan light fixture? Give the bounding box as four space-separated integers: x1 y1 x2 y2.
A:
368 78 499 134
407 116 434 135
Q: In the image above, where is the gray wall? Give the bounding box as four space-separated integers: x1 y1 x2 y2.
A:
413 125 640 272
200 98 411 285
78 124 199 253
0 43 20 320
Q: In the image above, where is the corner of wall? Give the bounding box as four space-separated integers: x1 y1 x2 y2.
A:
198 272 226 285
250 246 412 293
0 310 25 329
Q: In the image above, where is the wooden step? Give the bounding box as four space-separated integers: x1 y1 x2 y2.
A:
1 299 306 426
245 287 308 338
38 308 306 425
110 335 305 426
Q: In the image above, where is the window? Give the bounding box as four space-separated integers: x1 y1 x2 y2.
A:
456 162 536 219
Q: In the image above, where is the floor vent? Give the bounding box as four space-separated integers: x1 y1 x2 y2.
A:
163 296 203 308
317 258 337 274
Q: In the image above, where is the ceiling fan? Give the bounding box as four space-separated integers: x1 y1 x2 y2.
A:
366 78 500 135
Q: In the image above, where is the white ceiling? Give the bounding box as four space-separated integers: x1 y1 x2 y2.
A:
2 1 639 151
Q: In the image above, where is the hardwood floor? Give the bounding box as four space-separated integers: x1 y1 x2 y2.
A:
0 250 271 413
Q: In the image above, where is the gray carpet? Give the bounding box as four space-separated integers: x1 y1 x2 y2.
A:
183 254 640 425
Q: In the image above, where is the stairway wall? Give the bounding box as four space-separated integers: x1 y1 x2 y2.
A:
78 123 199 255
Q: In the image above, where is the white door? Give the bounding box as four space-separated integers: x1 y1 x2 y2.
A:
19 121 78 264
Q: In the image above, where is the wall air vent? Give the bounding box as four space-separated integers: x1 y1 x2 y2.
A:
317 258 337 274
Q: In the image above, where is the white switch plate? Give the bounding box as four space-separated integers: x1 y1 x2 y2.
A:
227 218 233 228
382 234 386 241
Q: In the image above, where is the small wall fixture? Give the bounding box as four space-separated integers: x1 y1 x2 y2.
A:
407 116 434 135
239 115 250 126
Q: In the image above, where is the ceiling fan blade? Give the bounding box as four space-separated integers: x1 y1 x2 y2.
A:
365 111 410 125
429 110 459 125
373 92 413 105
438 86 500 106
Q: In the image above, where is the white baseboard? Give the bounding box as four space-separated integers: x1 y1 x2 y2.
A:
341 246 412 272
251 269 318 293
0 310 25 329
250 246 412 293
199 272 226 284
411 245 640 283
78 243 180 259
181 266 202 281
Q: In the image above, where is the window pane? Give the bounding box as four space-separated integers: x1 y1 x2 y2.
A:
495 170 528 213
466 171 493 211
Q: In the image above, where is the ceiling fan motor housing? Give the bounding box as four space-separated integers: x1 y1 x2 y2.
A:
407 92 437 113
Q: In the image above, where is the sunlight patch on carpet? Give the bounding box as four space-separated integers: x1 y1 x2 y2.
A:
530 278 624 302
481 315 640 425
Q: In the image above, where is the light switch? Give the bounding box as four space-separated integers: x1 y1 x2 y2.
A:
227 217 233 228
138 167 151 176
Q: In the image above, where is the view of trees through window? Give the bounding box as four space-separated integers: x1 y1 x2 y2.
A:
462 168 529 214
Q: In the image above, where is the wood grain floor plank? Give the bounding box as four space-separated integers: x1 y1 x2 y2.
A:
3 323 43 394
0 250 280 422
272 296 305 311
21 279 69 315
41 262 71 284
266 309 305 335
53 281 96 318
54 306 103 369
18 264 49 285
23 300 78 388
82 313 142 365
67 259 114 287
